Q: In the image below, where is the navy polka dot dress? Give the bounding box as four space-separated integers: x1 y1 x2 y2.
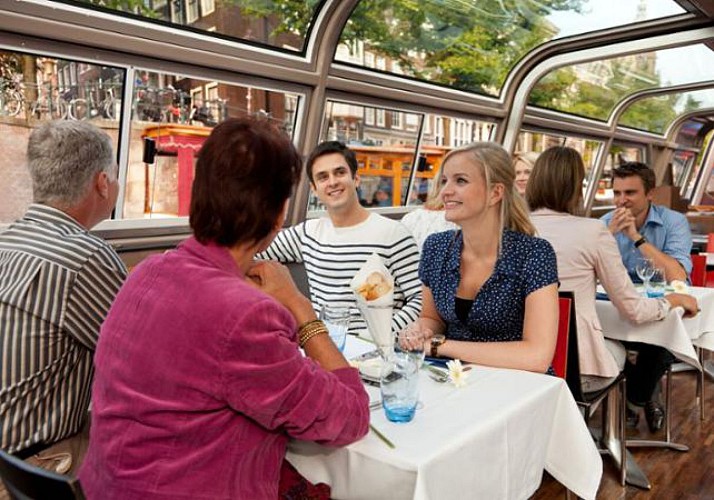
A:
419 229 558 344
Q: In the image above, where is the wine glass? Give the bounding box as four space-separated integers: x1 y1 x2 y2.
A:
635 258 655 296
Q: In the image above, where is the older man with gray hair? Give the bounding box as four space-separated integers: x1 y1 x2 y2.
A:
0 121 126 474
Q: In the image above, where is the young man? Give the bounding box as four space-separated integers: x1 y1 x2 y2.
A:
601 161 693 433
0 122 127 469
259 141 422 335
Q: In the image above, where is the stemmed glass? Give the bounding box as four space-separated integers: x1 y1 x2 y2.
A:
635 258 656 296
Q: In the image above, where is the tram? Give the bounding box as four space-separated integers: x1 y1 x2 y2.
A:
1 0 714 498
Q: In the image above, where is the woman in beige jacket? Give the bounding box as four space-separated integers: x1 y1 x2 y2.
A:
526 147 698 393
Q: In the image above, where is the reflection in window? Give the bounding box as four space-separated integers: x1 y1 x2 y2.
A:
0 50 124 224
65 0 322 53
313 101 493 211
335 0 682 97
530 44 714 120
123 70 299 219
619 89 714 135
686 130 713 201
672 150 695 188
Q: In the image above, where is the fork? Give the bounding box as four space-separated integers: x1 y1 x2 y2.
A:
424 364 450 383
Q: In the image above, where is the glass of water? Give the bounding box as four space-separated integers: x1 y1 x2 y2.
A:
647 268 666 298
398 322 428 366
380 351 419 423
319 305 350 352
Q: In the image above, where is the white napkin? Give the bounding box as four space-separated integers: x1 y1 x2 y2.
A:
350 253 394 358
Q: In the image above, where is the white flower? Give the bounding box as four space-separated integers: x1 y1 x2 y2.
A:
671 280 689 294
446 359 470 388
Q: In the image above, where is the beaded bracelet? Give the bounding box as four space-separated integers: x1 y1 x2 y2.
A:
297 319 322 335
299 323 328 348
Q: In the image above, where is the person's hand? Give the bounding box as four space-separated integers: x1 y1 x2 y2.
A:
398 320 432 351
665 293 700 318
246 260 303 309
608 207 637 238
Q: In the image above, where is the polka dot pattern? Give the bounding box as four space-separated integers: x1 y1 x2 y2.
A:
419 229 558 343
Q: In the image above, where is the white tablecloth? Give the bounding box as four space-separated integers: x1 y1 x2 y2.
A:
287 338 602 500
595 286 714 367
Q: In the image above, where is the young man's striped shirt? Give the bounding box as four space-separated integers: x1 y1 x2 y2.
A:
259 213 422 335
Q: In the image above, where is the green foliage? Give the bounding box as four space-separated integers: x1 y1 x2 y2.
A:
620 94 680 134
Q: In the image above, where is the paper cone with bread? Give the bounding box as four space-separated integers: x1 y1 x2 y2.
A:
351 253 394 359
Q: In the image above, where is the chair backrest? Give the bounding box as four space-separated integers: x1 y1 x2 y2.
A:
554 291 584 401
0 449 85 500
691 253 707 287
707 233 714 253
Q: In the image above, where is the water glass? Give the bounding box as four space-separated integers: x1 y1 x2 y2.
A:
380 351 419 423
320 305 350 352
398 322 428 366
647 268 666 298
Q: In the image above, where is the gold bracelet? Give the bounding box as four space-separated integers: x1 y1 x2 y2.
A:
297 319 321 336
299 325 328 348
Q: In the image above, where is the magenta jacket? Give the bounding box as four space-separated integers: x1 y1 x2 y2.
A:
79 237 369 499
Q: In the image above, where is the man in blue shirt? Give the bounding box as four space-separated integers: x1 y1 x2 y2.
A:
602 163 691 282
601 162 693 434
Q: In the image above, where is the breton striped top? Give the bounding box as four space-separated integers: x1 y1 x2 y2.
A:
0 204 127 454
259 213 422 335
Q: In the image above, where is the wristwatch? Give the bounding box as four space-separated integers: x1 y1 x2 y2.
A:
634 236 647 248
430 334 446 357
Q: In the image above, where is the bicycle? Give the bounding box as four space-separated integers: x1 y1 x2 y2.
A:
68 80 118 121
0 77 24 117
29 83 68 120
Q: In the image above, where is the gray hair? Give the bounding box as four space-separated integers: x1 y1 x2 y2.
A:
27 121 115 206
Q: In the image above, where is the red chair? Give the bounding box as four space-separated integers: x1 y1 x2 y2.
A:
556 291 626 486
690 254 706 287
706 233 714 253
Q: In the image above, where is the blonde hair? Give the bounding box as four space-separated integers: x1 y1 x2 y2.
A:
513 151 540 170
442 142 535 236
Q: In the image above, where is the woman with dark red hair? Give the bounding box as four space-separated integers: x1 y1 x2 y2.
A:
80 117 369 499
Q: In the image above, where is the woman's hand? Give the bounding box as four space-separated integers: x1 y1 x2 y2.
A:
665 293 700 318
247 260 314 324
398 320 433 352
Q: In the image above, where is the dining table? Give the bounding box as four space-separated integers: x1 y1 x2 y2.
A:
594 285 714 488
595 285 714 369
286 336 602 500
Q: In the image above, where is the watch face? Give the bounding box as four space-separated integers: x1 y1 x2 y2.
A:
432 334 446 345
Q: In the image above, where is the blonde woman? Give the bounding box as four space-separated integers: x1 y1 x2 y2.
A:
513 151 540 196
410 143 559 373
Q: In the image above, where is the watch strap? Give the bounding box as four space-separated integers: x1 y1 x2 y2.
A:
634 236 647 248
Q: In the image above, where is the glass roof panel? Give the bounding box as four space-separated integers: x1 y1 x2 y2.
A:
530 44 714 120
619 89 714 134
335 0 684 97
55 0 324 53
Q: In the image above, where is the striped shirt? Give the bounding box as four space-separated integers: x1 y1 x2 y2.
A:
0 204 127 454
259 213 422 334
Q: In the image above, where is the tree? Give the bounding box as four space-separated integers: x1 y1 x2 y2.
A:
236 0 583 96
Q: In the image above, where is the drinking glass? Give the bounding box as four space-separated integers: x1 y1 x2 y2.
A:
635 258 655 295
398 322 428 366
380 351 419 423
647 268 666 298
320 305 350 352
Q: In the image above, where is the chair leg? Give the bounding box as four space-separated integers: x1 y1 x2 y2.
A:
619 378 627 486
697 347 705 422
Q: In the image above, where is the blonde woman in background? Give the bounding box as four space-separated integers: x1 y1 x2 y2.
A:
400 175 457 251
513 151 540 196
406 142 559 373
